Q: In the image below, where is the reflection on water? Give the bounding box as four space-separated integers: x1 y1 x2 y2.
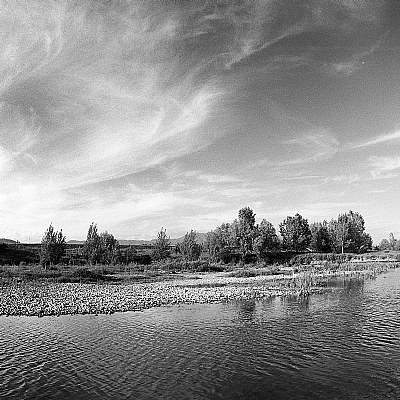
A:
1 269 399 399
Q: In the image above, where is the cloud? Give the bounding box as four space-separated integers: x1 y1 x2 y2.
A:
352 130 400 149
369 156 400 178
184 171 240 184
219 0 384 69
0 0 394 242
247 129 340 169
323 174 361 184
284 174 322 181
265 202 361 221
0 1 227 188
0 144 13 173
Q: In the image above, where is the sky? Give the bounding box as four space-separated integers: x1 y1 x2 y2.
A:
1 0 400 243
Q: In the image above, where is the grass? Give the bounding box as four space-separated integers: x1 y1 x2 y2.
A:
0 259 398 285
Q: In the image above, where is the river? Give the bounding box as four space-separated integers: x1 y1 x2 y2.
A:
1 268 399 399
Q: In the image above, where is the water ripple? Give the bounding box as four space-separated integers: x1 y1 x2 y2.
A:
1 269 399 399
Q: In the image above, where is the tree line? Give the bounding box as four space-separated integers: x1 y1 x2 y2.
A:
203 208 372 263
378 233 400 251
39 207 379 267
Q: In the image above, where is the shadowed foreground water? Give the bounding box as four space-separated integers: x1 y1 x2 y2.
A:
1 269 399 400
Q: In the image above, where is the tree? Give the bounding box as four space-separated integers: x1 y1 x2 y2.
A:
237 206 256 257
204 222 238 262
83 224 120 265
204 231 219 262
99 231 119 265
328 218 344 253
389 233 397 250
179 230 201 262
153 227 171 260
254 219 280 260
328 211 371 253
379 239 390 251
40 224 66 267
83 223 102 265
310 221 332 252
360 233 373 252
279 214 312 252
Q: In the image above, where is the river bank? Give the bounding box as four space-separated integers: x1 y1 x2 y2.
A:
1 264 397 317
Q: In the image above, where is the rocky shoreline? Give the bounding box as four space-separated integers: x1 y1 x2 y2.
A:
0 269 389 317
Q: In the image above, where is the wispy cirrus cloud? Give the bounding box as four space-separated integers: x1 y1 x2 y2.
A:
323 174 361 184
0 1 226 187
352 130 400 149
184 171 240 184
220 0 385 69
247 129 340 169
0 0 395 243
369 156 400 178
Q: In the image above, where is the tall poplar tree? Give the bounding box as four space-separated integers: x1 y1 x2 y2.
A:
40 224 66 267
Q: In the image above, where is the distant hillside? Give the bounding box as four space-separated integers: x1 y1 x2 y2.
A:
164 232 208 245
67 240 85 245
118 239 153 246
68 232 208 246
0 238 17 244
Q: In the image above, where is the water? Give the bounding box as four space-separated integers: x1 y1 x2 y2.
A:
1 269 399 400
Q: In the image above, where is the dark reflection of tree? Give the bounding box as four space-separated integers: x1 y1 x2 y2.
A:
280 294 310 312
297 296 310 311
234 298 257 322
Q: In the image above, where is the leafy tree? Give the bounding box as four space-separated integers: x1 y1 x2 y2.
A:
83 224 120 265
83 223 102 265
328 218 344 253
40 224 67 267
153 227 171 260
204 231 219 261
279 214 312 252
379 239 390 251
361 233 373 252
310 221 332 252
99 231 119 265
179 230 202 262
379 233 399 251
389 233 398 250
124 245 138 264
328 211 371 253
204 222 238 262
254 219 280 260
237 206 256 257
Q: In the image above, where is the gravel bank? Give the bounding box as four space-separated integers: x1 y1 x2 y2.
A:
0 269 385 317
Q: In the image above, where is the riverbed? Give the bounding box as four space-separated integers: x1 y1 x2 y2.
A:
1 268 399 399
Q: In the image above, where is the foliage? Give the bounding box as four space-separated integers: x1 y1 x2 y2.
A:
40 224 67 267
279 214 312 251
83 223 102 265
99 231 119 264
389 233 400 250
0 243 39 265
328 211 371 253
178 230 202 262
379 233 400 251
203 222 237 262
254 219 280 260
152 227 171 260
83 223 119 265
237 207 256 257
379 238 390 251
310 221 332 252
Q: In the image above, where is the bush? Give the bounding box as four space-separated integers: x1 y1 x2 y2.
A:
289 253 355 265
228 269 257 278
71 267 103 281
131 254 152 265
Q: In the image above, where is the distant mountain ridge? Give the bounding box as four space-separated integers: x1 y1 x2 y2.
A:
67 232 208 246
0 238 17 244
